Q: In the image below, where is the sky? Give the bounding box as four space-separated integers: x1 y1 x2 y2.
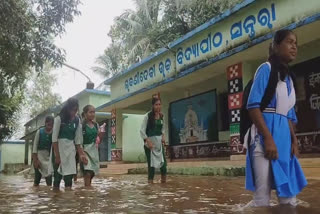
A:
53 0 135 101
12 1 135 139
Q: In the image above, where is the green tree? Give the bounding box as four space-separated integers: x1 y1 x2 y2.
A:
0 92 23 141
91 43 125 78
0 0 81 141
162 0 243 41
93 0 165 77
26 68 62 118
93 0 242 78
110 0 164 64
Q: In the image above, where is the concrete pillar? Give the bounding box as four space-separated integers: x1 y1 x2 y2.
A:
110 108 123 161
226 62 245 155
24 140 29 165
160 92 170 143
116 109 123 149
227 61 260 159
107 119 112 161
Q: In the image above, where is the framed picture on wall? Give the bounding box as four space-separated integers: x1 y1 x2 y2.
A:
169 90 218 146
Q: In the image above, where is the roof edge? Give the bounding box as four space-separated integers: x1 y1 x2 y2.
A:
103 0 257 85
24 89 110 126
97 12 320 111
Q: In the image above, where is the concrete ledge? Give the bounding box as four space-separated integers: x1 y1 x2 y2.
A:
17 168 31 175
128 166 245 177
100 163 108 168
230 155 246 161
3 163 27 174
100 157 320 177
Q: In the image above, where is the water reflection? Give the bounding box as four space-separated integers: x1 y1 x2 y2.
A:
0 174 318 213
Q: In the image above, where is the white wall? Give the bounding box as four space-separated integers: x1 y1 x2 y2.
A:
0 143 25 171
122 114 146 162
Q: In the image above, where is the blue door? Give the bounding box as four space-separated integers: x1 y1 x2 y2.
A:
98 119 111 162
99 136 108 162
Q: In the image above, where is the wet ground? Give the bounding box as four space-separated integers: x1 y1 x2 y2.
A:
0 174 319 214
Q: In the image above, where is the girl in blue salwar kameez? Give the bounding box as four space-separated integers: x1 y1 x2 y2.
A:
245 30 307 207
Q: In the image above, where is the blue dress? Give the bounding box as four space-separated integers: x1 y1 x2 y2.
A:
245 62 307 198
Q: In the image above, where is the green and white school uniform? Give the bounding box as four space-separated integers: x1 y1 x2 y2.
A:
50 116 83 176
82 123 100 175
83 124 100 175
140 113 165 168
33 128 52 177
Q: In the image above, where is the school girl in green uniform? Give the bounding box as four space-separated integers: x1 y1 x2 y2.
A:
51 98 88 189
81 105 105 187
140 96 167 184
32 116 54 186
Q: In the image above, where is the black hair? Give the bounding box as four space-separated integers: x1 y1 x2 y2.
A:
81 105 98 131
261 29 297 108
59 98 79 123
81 105 95 120
147 97 162 134
45 115 54 124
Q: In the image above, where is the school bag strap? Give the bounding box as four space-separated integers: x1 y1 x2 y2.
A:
75 116 80 128
145 111 163 138
82 120 99 135
239 67 278 145
39 127 44 136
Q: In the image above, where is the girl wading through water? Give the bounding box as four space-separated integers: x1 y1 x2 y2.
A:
81 105 105 187
50 98 88 189
245 29 307 207
32 116 54 186
140 95 167 184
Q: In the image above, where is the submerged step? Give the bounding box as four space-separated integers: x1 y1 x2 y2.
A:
128 166 245 177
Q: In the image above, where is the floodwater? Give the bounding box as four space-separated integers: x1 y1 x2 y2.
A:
0 174 319 214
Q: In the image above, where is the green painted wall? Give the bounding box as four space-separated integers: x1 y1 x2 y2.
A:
122 114 146 162
161 73 228 143
89 94 111 108
120 73 230 162
119 38 320 162
78 95 90 114
0 144 25 171
117 20 320 162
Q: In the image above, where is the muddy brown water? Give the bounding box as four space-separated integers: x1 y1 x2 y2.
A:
0 174 319 213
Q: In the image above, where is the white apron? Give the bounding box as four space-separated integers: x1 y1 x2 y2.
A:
37 150 51 177
83 143 100 175
149 136 164 168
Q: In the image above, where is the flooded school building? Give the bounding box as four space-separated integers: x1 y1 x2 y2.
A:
97 0 320 162
22 89 112 164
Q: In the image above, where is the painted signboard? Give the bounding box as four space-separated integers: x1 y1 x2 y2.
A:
111 53 175 99
110 0 320 99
